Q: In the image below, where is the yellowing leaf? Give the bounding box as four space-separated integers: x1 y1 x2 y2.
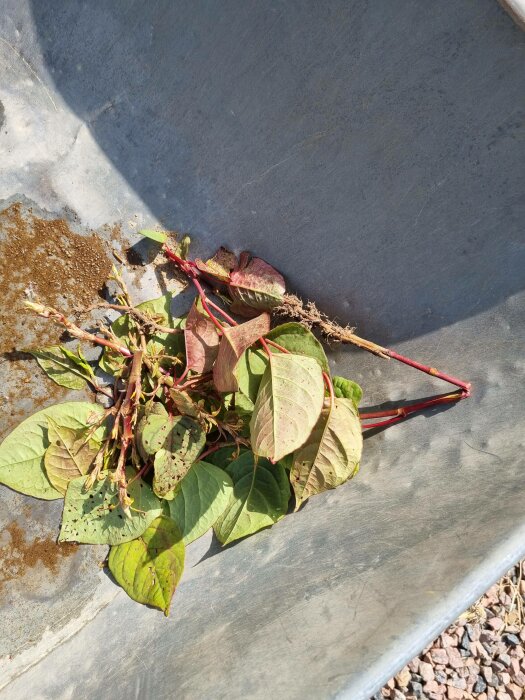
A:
31 345 94 390
152 416 206 498
195 247 237 282
291 397 363 509
59 471 163 545
0 402 105 500
138 229 167 243
213 313 270 393
250 353 324 462
108 515 185 615
184 298 220 373
236 323 329 403
44 418 99 495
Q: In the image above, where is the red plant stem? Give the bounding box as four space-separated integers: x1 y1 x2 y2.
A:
205 298 237 326
174 365 190 386
323 371 335 408
201 296 291 356
191 277 224 333
360 391 466 427
362 415 405 430
259 337 272 357
385 349 471 395
265 339 290 354
127 461 151 485
199 441 236 462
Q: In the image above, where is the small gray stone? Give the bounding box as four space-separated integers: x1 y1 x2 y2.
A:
460 630 471 652
491 660 505 673
498 652 511 667
434 670 447 684
409 680 424 698
473 676 487 694
487 673 500 688
503 633 520 647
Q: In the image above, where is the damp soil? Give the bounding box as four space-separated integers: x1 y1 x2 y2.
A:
0 203 115 437
0 203 113 355
0 521 78 592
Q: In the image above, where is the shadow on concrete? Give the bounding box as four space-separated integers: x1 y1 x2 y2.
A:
28 0 524 346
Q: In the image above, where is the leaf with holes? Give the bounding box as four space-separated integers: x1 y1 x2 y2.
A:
332 375 363 407
59 471 163 544
0 402 105 500
44 417 100 495
108 515 185 616
291 397 362 510
31 345 94 390
250 353 325 462
168 461 233 543
229 254 285 314
184 297 220 373
137 403 204 495
213 452 290 545
136 402 171 459
213 312 270 393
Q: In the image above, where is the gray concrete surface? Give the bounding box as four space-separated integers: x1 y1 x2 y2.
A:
0 1 524 698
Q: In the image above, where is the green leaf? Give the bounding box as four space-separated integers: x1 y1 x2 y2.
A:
153 416 206 498
250 353 325 462
59 471 163 544
137 402 171 458
235 347 267 404
44 417 99 495
99 294 184 374
291 397 363 510
229 255 285 313
236 323 329 403
332 375 363 407
31 345 94 390
267 323 329 372
0 402 105 500
184 298 220 373
204 445 248 469
168 461 233 544
108 515 184 615
213 313 270 393
213 452 290 545
138 229 167 244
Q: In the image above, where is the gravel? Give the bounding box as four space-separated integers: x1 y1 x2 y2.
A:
373 562 524 700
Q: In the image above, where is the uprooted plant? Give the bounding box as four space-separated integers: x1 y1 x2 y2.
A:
0 230 471 614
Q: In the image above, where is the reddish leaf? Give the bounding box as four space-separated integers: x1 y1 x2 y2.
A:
229 254 286 312
213 313 271 393
195 247 238 282
184 299 220 373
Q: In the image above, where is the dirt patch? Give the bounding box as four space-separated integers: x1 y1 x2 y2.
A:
0 203 113 355
0 521 78 592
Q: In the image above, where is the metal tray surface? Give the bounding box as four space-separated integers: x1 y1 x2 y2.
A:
0 2 523 698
